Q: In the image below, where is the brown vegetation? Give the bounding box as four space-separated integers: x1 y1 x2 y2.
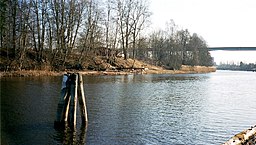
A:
0 57 216 77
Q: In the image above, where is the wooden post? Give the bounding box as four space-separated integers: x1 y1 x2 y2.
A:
68 74 78 129
78 73 88 126
55 74 69 127
74 74 78 128
55 73 88 129
64 74 72 123
64 93 71 122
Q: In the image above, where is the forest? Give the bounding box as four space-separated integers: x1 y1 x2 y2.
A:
0 0 213 71
217 62 256 71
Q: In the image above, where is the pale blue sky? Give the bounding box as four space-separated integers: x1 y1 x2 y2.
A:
150 0 256 47
149 0 256 64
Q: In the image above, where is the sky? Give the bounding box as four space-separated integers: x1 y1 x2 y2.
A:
149 0 256 64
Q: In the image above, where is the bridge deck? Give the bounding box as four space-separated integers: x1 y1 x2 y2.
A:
208 47 256 51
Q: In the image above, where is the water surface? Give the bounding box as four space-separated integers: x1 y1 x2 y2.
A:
1 71 256 144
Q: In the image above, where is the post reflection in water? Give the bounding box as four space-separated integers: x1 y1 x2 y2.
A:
53 124 87 145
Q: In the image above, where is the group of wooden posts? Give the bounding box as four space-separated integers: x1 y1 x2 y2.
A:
54 73 88 129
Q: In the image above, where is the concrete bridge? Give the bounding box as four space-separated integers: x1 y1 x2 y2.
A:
208 47 256 51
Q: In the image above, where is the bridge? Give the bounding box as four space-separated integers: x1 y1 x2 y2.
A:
208 47 256 51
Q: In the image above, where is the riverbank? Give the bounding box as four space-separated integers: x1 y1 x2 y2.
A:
0 65 216 77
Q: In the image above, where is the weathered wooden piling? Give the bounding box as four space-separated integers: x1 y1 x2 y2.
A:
54 73 88 129
69 74 78 128
55 74 69 124
78 73 88 125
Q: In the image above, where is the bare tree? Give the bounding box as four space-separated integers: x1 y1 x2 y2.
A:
116 0 133 59
0 0 8 49
47 0 85 67
174 29 190 65
148 20 213 69
103 0 120 51
0 0 30 70
187 33 213 66
104 0 111 49
130 0 151 59
29 0 48 63
0 0 214 71
78 0 102 62
16 0 32 69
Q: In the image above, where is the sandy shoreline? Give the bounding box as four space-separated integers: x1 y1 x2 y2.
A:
0 65 216 77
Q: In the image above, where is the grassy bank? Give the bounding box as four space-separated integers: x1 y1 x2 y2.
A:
0 65 216 78
0 58 216 77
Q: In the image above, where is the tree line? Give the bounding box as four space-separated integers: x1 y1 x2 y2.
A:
217 62 256 71
0 0 213 71
135 20 213 69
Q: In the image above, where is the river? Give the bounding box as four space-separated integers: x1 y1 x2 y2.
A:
1 70 256 144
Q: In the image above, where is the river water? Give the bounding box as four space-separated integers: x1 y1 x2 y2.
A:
1 70 256 145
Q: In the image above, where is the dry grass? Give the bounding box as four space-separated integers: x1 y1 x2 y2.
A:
0 70 64 77
0 59 216 77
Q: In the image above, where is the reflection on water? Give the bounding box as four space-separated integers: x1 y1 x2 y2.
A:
53 125 87 145
1 71 256 144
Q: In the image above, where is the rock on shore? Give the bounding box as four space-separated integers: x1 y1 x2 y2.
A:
222 125 256 145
